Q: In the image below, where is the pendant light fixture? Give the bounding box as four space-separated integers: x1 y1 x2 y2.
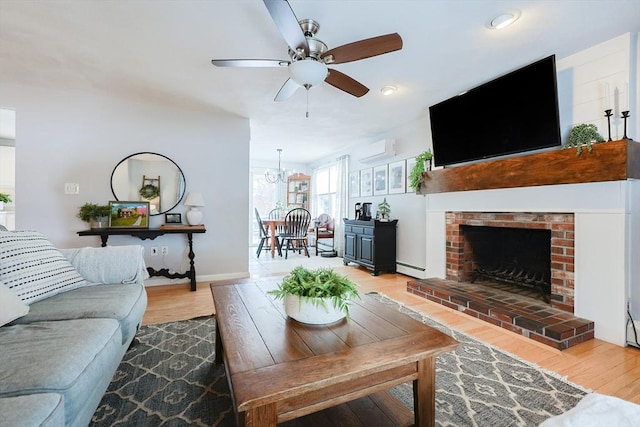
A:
265 148 289 184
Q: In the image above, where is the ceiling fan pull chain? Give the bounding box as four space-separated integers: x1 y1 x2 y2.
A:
306 87 310 118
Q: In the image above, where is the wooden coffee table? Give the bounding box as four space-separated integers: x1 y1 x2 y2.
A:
210 279 458 426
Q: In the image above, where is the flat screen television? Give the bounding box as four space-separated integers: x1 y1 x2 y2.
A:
429 55 561 167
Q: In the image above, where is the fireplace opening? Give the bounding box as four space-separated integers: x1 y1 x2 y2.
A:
462 226 551 302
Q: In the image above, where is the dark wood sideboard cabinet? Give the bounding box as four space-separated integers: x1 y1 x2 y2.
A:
343 219 398 276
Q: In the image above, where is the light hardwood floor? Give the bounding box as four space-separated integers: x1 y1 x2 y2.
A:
143 253 640 405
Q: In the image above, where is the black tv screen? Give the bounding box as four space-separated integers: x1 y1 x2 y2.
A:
429 55 561 167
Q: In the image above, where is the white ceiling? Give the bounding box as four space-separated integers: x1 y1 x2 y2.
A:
1 1 638 162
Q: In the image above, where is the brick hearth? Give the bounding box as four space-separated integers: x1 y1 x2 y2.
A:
408 278 594 350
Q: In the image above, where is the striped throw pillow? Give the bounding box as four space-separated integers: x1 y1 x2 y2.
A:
0 231 88 304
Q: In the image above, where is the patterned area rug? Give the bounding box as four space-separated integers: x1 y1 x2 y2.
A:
90 294 588 427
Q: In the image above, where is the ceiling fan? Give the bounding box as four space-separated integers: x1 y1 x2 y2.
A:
211 0 403 103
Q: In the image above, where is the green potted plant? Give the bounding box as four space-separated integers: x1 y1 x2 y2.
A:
0 193 12 210
269 266 360 324
377 197 391 220
563 123 605 155
409 149 433 192
77 202 111 229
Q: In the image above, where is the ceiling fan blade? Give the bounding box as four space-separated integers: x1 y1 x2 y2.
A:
263 0 309 56
211 59 289 67
325 69 369 98
321 33 403 64
274 78 300 102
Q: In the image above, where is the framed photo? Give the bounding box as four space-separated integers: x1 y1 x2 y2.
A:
406 158 417 193
388 160 405 194
360 168 373 196
373 164 388 196
165 213 182 224
108 201 149 228
349 171 360 197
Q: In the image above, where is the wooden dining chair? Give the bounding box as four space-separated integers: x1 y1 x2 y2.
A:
255 208 280 257
281 208 312 259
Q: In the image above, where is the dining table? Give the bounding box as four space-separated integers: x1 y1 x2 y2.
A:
261 218 286 257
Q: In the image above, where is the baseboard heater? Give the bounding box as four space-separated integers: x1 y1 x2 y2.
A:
396 261 426 279
396 261 425 271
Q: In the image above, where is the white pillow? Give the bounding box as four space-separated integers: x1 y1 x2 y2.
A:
0 231 88 304
0 281 29 326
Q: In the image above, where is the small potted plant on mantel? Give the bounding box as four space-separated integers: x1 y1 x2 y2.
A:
77 202 111 229
269 266 360 324
563 123 605 155
409 149 433 192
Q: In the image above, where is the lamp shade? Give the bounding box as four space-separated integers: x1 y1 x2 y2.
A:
289 59 328 88
184 192 205 207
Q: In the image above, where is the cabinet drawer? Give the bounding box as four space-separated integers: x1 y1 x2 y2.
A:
363 227 374 236
350 226 364 234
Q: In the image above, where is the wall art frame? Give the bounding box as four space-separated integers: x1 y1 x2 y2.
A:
388 160 406 194
108 201 149 228
373 164 388 196
360 168 373 196
349 171 360 197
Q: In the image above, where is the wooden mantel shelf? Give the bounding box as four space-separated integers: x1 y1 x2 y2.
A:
419 139 639 194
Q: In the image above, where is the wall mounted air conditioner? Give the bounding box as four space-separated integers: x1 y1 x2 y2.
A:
358 139 396 164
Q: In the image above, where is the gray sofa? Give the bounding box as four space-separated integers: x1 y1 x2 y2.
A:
0 241 148 427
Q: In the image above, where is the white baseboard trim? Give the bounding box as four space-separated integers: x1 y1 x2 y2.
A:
144 272 250 287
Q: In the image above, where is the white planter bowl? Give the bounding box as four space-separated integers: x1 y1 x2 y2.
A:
284 294 346 325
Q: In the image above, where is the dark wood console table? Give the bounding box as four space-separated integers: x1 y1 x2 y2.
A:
77 225 206 291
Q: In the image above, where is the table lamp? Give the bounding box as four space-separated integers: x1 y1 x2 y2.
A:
184 192 205 225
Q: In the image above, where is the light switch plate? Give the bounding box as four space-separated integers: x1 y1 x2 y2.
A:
64 183 80 194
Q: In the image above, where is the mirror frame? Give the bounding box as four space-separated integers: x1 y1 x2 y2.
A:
110 152 186 216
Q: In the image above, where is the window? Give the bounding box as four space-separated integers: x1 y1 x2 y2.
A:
313 164 337 219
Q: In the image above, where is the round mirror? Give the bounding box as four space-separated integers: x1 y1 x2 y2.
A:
111 152 186 216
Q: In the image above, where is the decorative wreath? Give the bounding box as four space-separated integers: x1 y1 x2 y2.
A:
139 184 160 199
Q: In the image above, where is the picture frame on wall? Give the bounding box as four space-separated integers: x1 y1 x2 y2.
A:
373 164 388 196
165 213 182 224
388 160 405 194
108 201 149 228
406 158 417 193
349 171 360 197
360 168 373 196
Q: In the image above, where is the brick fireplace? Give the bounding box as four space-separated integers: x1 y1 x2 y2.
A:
408 211 593 350
445 212 575 313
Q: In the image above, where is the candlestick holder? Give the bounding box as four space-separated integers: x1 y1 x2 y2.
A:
604 109 613 141
621 111 630 139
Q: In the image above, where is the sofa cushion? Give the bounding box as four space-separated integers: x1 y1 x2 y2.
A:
0 231 88 304
0 281 29 326
0 393 65 427
0 318 122 427
9 282 147 345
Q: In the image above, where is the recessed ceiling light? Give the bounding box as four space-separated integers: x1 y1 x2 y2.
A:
487 10 521 30
380 85 397 96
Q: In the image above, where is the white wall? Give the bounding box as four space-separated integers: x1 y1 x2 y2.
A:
347 116 431 278
0 82 251 283
556 32 638 141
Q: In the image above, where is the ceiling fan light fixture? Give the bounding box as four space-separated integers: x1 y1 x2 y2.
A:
487 11 520 29
289 59 328 88
380 85 397 96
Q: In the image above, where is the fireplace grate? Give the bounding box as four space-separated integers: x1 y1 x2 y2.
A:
473 265 551 303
